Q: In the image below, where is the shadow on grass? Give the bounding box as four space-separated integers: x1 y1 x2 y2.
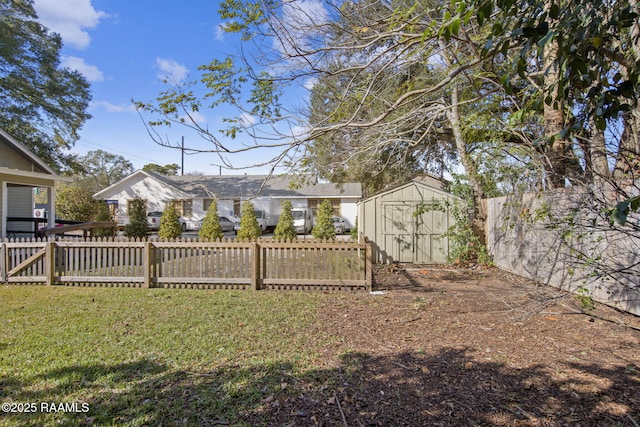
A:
1 349 638 426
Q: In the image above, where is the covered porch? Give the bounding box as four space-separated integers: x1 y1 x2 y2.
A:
1 168 71 240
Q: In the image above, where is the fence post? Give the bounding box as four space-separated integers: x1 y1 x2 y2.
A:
252 241 261 290
45 240 55 286
143 241 152 288
365 242 373 292
0 241 6 284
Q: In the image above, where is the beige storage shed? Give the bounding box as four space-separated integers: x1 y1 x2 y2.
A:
358 176 457 264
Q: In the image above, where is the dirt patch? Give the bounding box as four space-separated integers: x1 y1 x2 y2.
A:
243 265 640 426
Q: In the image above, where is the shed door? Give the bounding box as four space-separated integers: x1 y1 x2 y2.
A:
382 202 414 262
381 202 448 263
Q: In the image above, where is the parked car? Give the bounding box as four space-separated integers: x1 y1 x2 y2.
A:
147 212 163 230
331 216 347 235
233 212 265 234
147 211 190 231
219 216 235 233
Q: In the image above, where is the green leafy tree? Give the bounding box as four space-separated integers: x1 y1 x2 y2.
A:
199 199 224 240
123 198 149 239
0 0 91 171
273 199 296 240
236 201 261 240
71 150 134 194
142 163 180 176
158 202 182 239
312 199 336 240
137 0 640 239
92 200 115 237
55 184 97 221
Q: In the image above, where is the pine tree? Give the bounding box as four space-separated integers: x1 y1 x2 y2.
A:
158 202 182 239
273 200 296 240
350 217 359 240
123 198 150 239
199 199 224 240
312 199 336 240
93 200 114 237
236 201 261 240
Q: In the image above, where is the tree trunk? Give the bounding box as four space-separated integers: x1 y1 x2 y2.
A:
589 125 612 183
447 84 487 244
543 37 572 188
614 5 640 178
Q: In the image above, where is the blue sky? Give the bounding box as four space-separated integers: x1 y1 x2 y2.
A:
33 0 297 175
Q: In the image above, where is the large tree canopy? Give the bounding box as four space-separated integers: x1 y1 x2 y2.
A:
71 150 134 194
137 0 639 202
0 0 92 171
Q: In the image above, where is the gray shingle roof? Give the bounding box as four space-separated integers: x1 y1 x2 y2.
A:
148 173 362 199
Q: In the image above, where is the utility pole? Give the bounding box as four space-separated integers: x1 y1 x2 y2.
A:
181 136 184 176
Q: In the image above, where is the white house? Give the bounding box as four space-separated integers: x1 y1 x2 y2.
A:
93 171 362 231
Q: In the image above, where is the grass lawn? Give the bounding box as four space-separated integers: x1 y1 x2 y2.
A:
0 285 340 426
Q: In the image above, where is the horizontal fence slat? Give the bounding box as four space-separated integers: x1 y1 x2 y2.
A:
56 276 144 283
7 276 46 283
262 279 366 287
155 277 251 285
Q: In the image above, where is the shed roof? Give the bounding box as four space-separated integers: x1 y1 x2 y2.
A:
360 175 450 202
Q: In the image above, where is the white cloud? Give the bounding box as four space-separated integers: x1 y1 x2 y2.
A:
282 0 328 27
303 77 318 90
156 58 189 83
91 101 136 113
61 56 103 82
33 0 107 49
181 111 207 125
272 0 328 60
240 112 257 127
215 24 227 41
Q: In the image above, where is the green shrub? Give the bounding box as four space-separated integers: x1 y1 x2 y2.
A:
123 198 150 239
199 199 224 240
350 217 358 239
312 199 336 240
93 200 115 237
236 201 261 240
158 202 182 239
273 200 296 240
55 184 97 221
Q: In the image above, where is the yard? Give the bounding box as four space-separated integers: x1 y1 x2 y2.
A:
0 266 638 426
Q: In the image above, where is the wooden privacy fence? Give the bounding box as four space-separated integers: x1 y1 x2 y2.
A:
0 238 373 291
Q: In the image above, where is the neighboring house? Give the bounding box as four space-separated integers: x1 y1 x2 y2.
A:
0 128 72 239
358 176 457 264
93 171 362 231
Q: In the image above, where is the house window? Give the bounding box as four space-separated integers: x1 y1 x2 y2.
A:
308 199 340 217
172 200 192 217
127 199 147 214
233 199 241 217
203 198 214 212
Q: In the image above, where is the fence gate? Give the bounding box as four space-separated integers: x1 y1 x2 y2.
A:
1 241 48 283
